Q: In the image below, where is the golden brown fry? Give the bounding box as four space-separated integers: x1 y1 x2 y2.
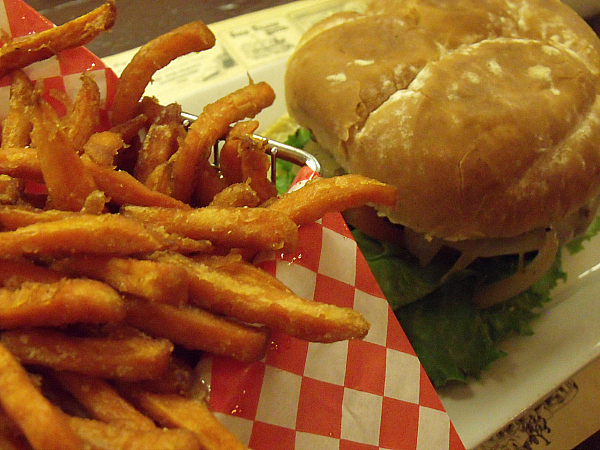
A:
30 102 98 211
267 174 399 226
170 81 276 203
134 103 185 183
124 296 268 362
0 205 77 230
52 255 190 305
111 21 216 125
121 204 298 252
0 342 86 450
208 182 261 208
0 213 167 258
63 74 101 151
67 416 201 450
218 120 259 185
82 158 191 209
190 159 230 207
52 371 156 430
0 259 64 287
1 328 174 381
157 252 370 342
110 113 148 143
0 278 125 328
1 70 37 149
0 0 116 79
83 131 124 166
128 389 248 450
0 146 44 183
121 355 194 396
0 175 22 205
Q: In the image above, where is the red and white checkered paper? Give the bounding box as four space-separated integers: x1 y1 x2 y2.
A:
1 2 465 448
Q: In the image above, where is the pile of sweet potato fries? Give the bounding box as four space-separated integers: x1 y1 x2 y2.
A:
0 1 398 449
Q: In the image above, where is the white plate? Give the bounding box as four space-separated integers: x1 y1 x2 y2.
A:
164 57 600 450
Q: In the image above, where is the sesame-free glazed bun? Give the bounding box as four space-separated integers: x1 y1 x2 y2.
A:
285 0 600 240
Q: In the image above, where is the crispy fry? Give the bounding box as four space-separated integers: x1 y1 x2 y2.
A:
0 175 22 205
67 416 201 450
30 102 98 211
190 159 230 207
121 355 194 396
2 70 36 149
169 81 276 203
110 113 148 143
52 371 156 430
0 205 77 229
52 255 189 305
0 0 117 79
63 74 102 151
83 131 125 166
1 328 174 381
111 21 216 125
218 120 259 185
128 390 248 450
0 213 168 258
0 259 64 287
0 146 44 183
122 204 298 252
0 342 86 450
134 103 185 183
157 252 370 342
208 182 261 208
267 174 399 225
82 158 191 208
124 296 268 362
0 278 125 328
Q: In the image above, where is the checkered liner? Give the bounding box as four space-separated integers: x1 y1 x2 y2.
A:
0 2 465 448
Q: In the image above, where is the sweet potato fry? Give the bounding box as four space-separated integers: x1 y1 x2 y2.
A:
0 213 168 258
52 255 189 305
1 328 174 381
208 183 261 208
121 205 298 252
120 355 194 396
82 158 191 209
123 296 268 362
0 0 117 79
0 259 64 288
134 103 185 183
0 342 86 450
52 371 156 430
0 278 125 328
30 102 98 211
127 390 248 450
0 205 77 230
83 131 124 166
67 416 201 450
111 21 216 125
0 147 43 183
62 74 101 151
0 407 29 450
267 174 398 226
1 70 36 149
169 81 276 203
218 120 259 185
156 252 370 342
0 175 22 205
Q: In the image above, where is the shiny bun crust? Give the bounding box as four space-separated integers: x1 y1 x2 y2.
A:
284 0 600 240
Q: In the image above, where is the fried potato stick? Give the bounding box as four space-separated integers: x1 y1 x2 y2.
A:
267 174 399 226
169 81 276 203
1 70 36 149
157 252 370 342
0 259 64 287
208 183 261 208
121 205 298 252
83 131 124 166
52 371 156 430
63 74 101 151
0 205 78 230
0 175 21 205
128 390 248 450
67 416 201 450
0 342 86 450
111 21 216 125
0 278 125 328
0 146 44 183
124 296 268 362
1 328 174 381
52 255 189 305
31 103 98 211
0 0 117 79
0 213 168 258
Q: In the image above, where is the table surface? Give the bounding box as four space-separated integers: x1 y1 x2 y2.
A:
26 1 600 449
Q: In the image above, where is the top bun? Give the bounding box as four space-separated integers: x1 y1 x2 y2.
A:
285 0 600 240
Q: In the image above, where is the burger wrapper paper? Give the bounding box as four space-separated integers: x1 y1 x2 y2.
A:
0 1 465 448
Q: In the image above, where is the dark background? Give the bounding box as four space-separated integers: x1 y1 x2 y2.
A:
26 1 600 449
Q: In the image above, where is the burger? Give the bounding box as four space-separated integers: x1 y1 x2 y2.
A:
283 0 600 386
